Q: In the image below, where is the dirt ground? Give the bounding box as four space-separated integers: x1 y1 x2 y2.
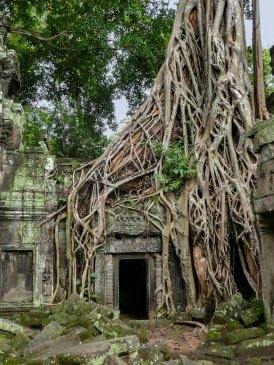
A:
148 323 207 359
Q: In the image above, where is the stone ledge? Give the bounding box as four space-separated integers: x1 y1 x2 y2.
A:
255 195 274 214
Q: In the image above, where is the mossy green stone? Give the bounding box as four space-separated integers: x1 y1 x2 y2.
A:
206 343 236 359
236 336 274 360
241 302 265 327
226 319 244 331
226 327 265 344
207 330 222 341
207 324 226 341
11 333 30 353
213 293 243 322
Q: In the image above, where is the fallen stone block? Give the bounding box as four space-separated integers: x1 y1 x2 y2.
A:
240 302 265 327
190 308 206 322
105 355 129 365
0 317 35 337
137 343 170 364
55 335 140 365
213 293 243 323
207 324 226 342
24 321 63 355
205 343 236 359
225 327 265 344
236 335 274 360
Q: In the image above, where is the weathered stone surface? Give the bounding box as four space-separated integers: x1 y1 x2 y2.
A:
53 336 140 365
226 319 244 331
105 355 129 365
106 236 162 254
190 307 206 321
25 334 80 361
64 325 88 340
137 343 170 365
248 119 274 153
0 337 12 352
207 325 226 341
236 335 274 359
11 333 30 353
24 322 63 354
213 293 243 322
0 317 34 337
225 327 265 345
240 302 265 327
205 343 236 359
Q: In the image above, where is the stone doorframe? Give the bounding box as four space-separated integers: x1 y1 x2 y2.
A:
112 254 155 319
0 246 37 307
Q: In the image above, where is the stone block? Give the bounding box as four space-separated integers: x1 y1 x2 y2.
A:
236 335 274 360
240 302 265 327
225 327 265 344
24 321 63 355
44 336 140 365
205 343 236 359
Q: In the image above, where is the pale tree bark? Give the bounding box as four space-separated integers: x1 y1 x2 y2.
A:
53 0 261 313
252 0 269 120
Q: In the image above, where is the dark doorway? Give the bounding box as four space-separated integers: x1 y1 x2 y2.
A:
119 259 147 319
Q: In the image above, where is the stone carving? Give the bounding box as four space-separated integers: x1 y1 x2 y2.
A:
106 207 163 236
105 236 161 254
42 259 53 297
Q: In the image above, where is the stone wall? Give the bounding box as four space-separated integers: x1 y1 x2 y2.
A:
0 150 58 306
250 119 274 324
0 18 59 307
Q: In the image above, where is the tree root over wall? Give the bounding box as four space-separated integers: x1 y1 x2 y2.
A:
53 0 260 315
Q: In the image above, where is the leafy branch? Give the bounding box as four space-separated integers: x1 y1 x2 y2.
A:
156 140 197 192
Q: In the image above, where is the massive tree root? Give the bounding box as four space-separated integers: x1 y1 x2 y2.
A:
55 0 260 313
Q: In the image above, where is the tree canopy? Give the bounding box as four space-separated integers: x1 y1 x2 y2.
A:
1 0 175 157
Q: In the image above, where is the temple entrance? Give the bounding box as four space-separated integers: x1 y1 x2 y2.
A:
119 259 147 319
113 254 155 319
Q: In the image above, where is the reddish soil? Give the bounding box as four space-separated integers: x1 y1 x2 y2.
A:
148 323 206 358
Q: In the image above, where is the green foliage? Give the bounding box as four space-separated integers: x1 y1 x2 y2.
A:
23 105 108 158
70 160 80 169
247 47 274 97
1 0 174 157
156 140 196 192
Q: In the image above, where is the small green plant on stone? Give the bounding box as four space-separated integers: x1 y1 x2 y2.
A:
71 160 80 169
53 174 65 184
156 140 196 192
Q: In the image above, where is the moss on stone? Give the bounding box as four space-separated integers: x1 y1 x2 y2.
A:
226 319 244 331
11 333 30 353
225 327 265 345
207 324 226 342
240 301 265 327
205 342 236 359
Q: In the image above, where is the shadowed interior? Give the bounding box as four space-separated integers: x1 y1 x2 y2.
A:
119 259 147 319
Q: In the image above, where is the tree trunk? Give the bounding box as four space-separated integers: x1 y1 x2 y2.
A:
57 0 261 313
252 0 269 120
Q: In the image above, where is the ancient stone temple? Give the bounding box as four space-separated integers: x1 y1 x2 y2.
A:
250 120 274 325
0 19 58 308
94 209 186 319
0 20 185 317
